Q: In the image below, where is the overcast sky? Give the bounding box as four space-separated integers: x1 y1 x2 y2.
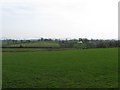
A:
0 0 119 40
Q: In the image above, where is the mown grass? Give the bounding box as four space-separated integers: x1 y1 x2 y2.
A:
2 48 118 88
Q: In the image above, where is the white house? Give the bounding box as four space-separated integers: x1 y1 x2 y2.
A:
77 41 83 44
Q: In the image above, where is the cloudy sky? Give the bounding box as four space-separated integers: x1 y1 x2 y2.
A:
0 0 119 40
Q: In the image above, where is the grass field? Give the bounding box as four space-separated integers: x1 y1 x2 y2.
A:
2 48 118 88
2 41 60 47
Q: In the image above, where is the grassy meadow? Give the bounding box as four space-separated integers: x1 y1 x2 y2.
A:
2 41 60 48
2 48 118 88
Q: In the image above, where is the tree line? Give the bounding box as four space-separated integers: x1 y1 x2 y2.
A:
1 38 119 48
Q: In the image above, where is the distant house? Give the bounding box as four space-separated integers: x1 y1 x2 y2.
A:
77 41 83 44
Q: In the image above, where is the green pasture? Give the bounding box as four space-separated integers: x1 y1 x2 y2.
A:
3 41 60 47
2 48 118 88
